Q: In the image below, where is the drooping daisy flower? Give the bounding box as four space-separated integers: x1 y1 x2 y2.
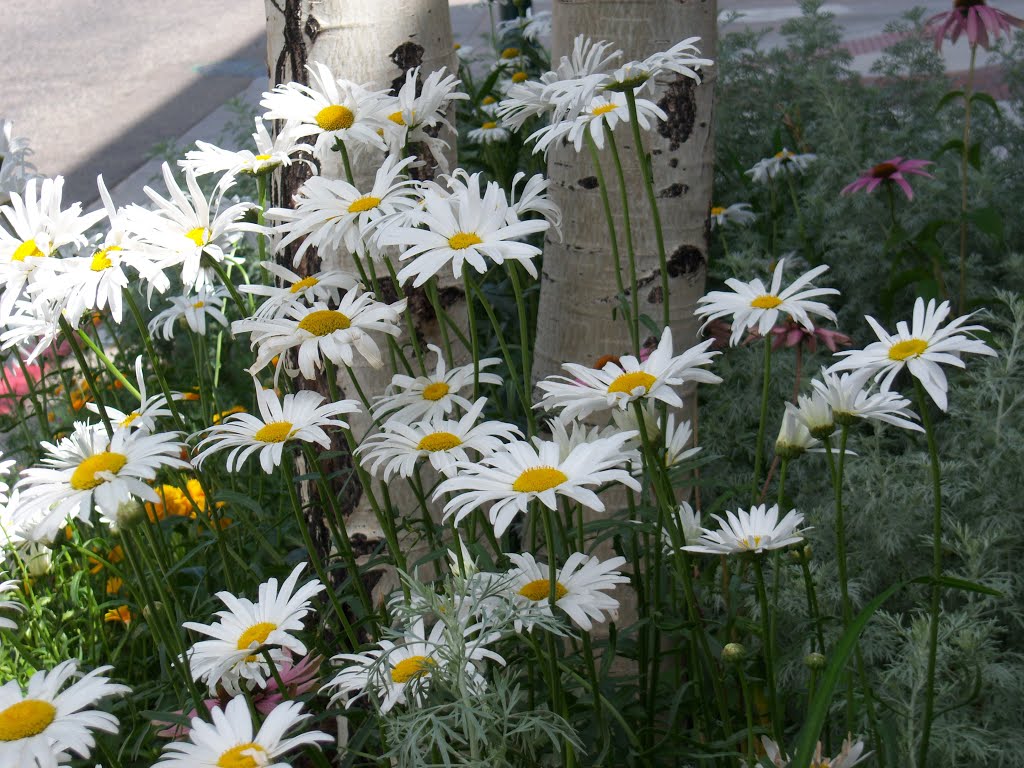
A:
786 390 835 440
382 173 549 288
606 37 714 91
683 504 806 555
710 202 756 228
234 291 406 380
529 90 666 156
435 433 641 536
467 120 511 144
184 564 325 696
775 408 819 460
261 62 389 160
0 660 129 768
148 286 230 340
841 157 934 201
122 163 255 291
358 397 521 480
0 118 37 206
746 149 817 184
240 262 361 319
0 578 23 631
811 368 922 431
504 551 628 632
371 345 504 424
927 0 1024 50
16 422 190 540
193 384 359 473
267 153 421 265
664 500 704 548
324 617 503 713
506 172 561 231
696 259 839 347
536 327 721 422
383 66 467 167
153 696 330 768
180 117 315 186
86 356 180 434
829 297 995 412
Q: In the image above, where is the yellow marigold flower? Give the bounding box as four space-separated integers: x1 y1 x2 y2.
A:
88 545 124 575
104 605 133 625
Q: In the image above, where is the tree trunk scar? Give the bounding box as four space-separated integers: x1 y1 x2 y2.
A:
657 76 697 151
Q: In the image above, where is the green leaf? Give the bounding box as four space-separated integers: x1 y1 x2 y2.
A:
935 89 965 112
935 138 965 158
970 91 1000 117
968 141 982 170
933 574 1003 597
966 206 1004 240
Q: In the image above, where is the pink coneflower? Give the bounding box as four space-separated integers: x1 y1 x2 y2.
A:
840 157 934 201
927 0 1024 50
764 319 853 354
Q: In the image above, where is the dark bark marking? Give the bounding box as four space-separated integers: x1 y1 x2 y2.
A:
304 15 321 43
667 245 706 277
578 176 599 189
659 183 687 198
657 77 697 151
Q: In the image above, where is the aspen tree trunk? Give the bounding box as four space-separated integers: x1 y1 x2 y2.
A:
533 0 717 622
264 0 464 610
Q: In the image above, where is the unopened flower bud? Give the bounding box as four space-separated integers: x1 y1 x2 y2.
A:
805 652 826 670
723 643 746 663
142 601 164 622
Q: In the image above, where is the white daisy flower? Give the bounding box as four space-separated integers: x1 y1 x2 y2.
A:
86 356 181 434
358 397 521 480
382 173 549 288
325 617 504 713
180 117 315 187
665 500 704 548
775 408 819 460
746 148 817 183
810 368 922 431
435 432 641 537
467 120 511 144
0 578 23 631
682 504 806 556
787 390 835 440
710 202 756 228
505 551 628 632
695 258 839 347
261 62 389 160
148 286 230 340
829 297 995 412
16 422 189 540
383 66 467 167
759 734 869 768
193 384 359 473
240 262 361 320
267 153 421 265
234 291 406 381
121 163 255 291
536 327 721 423
0 660 129 768
154 695 331 768
529 90 666 156
371 345 503 424
506 172 561 232
184 563 325 696
548 417 640 467
0 298 64 364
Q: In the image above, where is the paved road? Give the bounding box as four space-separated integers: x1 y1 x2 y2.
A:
3 0 1022 206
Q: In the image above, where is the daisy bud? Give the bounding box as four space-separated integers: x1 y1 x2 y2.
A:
723 643 746 663
112 499 146 531
805 652 827 670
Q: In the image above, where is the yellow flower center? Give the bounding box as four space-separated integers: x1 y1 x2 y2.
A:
416 431 463 452
518 579 568 602
298 309 351 336
348 196 382 214
12 239 44 261
422 382 450 401
739 536 763 550
607 371 657 395
888 338 928 361
236 621 277 663
91 245 121 271
710 206 726 216
290 276 319 293
481 121 498 130
511 71 528 83
253 421 293 443
501 47 520 59
388 111 406 126
391 655 433 683
592 103 617 116
750 295 783 309
775 150 794 161
254 153 273 161
512 466 568 493
70 452 128 491
121 411 140 427
0 700 57 741
481 96 496 105
185 227 207 247
448 232 483 250
193 301 206 309
316 104 355 131
217 742 268 768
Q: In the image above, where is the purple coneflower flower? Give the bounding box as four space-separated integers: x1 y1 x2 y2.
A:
840 157 934 201
927 0 1024 50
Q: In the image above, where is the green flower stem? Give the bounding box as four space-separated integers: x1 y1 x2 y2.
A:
752 555 782 744
204 255 252 318
624 88 670 331
281 452 360 648
74 330 141 400
466 276 530 417
585 131 636 353
261 647 291 700
916 379 945 768
337 139 355 185
425 279 455 366
124 292 187 433
604 125 641 357
958 44 978 314
752 335 773 501
58 316 115 438
736 661 757 765
507 262 536 436
785 174 813 263
463 273 481 398
799 556 827 654
12 353 50 434
382 256 427 374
